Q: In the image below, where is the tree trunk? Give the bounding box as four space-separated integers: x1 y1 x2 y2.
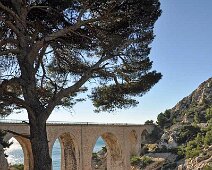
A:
29 117 52 170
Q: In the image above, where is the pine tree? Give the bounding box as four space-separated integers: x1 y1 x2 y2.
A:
0 0 162 169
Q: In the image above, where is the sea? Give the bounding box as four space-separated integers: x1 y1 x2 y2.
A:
5 137 105 170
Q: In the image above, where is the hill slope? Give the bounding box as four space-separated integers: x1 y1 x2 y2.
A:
157 77 212 129
133 77 212 170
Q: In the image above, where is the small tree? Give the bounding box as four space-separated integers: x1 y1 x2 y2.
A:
0 0 162 169
144 120 154 125
157 112 168 128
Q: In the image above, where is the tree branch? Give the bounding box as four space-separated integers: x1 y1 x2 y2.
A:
0 2 22 22
44 57 106 118
34 44 48 73
0 39 18 47
5 21 22 37
3 130 30 139
43 17 100 42
44 36 133 119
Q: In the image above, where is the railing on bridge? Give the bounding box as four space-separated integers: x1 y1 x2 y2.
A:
0 119 144 126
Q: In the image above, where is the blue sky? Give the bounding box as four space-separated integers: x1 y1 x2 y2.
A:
8 0 212 124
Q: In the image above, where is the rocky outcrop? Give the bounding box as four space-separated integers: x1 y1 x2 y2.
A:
178 146 212 170
158 130 178 149
170 77 212 123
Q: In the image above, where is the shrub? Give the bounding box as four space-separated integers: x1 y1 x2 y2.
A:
187 133 204 158
130 155 153 168
176 125 200 144
141 156 153 167
204 129 212 146
130 156 141 166
145 120 154 124
206 107 212 121
176 146 186 160
10 164 24 170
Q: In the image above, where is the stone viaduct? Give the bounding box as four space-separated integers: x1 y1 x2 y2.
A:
0 120 154 170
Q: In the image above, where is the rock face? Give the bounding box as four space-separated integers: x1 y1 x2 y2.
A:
0 144 8 170
170 77 212 123
159 130 178 149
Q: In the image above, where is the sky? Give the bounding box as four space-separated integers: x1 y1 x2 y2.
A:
7 0 212 124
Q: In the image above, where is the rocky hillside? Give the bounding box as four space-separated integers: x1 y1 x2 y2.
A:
170 77 212 123
132 77 212 170
157 77 212 129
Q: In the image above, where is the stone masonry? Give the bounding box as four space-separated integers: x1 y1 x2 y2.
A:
0 122 154 170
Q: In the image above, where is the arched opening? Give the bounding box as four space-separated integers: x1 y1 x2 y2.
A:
91 132 122 170
91 137 106 169
53 132 79 170
141 129 149 144
52 139 61 170
5 137 24 167
4 135 33 170
129 130 138 156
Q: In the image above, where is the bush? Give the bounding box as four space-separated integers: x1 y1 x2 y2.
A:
10 164 24 170
206 107 212 121
204 129 212 146
141 156 153 167
130 156 141 166
187 133 204 158
130 155 153 168
176 125 201 144
176 146 186 160
145 120 154 124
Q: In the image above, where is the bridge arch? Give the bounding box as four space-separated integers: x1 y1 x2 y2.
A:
140 129 149 144
50 132 80 170
4 133 33 170
129 129 138 156
91 132 123 170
